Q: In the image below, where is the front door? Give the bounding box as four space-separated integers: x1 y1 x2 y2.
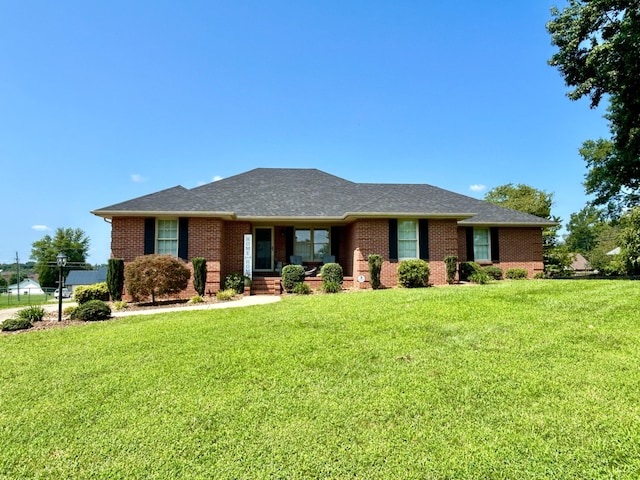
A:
254 227 273 271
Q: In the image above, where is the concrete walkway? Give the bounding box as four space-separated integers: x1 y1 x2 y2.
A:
0 295 281 324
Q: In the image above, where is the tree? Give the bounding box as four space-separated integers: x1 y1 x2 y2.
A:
0 276 8 289
547 1 640 211
616 206 640 274
124 255 191 303
564 205 606 254
30 228 90 288
107 258 125 301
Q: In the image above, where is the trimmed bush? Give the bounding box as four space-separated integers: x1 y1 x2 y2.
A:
224 272 244 294
189 295 204 304
1 318 32 332
107 259 125 301
320 263 343 284
124 255 191 303
292 283 312 295
505 268 528 280
192 258 207 296
322 281 341 294
282 265 305 293
70 300 111 321
483 266 503 280
216 289 236 301
74 282 110 305
459 262 482 281
469 270 491 284
15 305 46 322
444 255 458 285
368 254 383 289
112 301 129 311
397 259 430 288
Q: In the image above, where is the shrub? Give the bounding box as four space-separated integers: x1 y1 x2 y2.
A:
216 289 236 301
189 295 204 304
322 281 341 293
112 301 129 311
444 255 458 284
469 270 490 284
107 258 125 301
15 305 46 322
224 272 244 294
192 258 207 296
505 268 528 280
459 262 482 281
74 282 110 305
1 318 32 332
63 306 77 317
483 266 503 280
125 254 191 303
397 259 430 288
368 254 383 289
70 300 111 321
282 265 305 293
533 272 546 279
292 282 312 294
320 263 343 284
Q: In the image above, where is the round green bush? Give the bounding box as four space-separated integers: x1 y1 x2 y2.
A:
505 268 528 280
74 282 110 305
282 265 305 293
397 259 430 288
459 262 482 281
320 263 343 284
71 300 111 321
483 266 503 280
224 272 244 294
1 318 33 332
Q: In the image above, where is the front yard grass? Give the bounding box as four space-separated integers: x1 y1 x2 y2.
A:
1 280 639 478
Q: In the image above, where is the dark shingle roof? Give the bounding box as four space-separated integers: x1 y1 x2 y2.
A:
65 267 107 286
92 168 555 226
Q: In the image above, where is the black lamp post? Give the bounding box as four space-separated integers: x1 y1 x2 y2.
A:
56 252 67 322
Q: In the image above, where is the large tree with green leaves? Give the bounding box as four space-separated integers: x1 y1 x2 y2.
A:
564 204 606 254
30 228 90 288
616 206 640 274
547 1 640 213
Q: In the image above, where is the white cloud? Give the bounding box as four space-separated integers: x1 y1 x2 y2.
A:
212 175 223 182
32 225 50 231
131 174 146 183
469 184 487 192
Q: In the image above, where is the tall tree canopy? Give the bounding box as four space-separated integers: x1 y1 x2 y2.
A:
564 204 606 253
547 1 640 213
30 228 90 287
484 183 555 219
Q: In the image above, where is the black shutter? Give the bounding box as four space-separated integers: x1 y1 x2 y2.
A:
330 227 341 262
178 218 189 260
465 227 474 261
144 218 155 254
419 219 429 261
285 227 294 261
490 227 500 263
389 219 398 261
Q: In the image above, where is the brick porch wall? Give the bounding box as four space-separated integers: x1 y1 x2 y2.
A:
221 221 252 284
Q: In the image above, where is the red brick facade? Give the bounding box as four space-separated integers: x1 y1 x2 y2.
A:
109 216 545 296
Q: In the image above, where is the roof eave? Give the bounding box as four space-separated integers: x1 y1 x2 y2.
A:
90 210 238 220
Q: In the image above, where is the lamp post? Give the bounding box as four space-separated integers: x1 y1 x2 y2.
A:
56 252 67 322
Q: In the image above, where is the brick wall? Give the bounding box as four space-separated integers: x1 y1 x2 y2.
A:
110 217 146 262
457 226 544 278
221 221 251 283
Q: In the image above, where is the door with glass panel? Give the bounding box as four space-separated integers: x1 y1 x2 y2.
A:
254 227 273 271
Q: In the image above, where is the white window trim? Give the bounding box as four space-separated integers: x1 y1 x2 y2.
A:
156 218 179 257
398 219 419 260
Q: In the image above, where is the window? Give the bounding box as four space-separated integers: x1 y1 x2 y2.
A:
294 228 330 261
398 220 418 259
156 219 178 256
473 228 490 262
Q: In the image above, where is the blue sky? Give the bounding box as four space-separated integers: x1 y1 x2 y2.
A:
0 1 609 265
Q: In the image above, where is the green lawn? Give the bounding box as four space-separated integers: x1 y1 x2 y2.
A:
0 293 61 309
1 280 639 479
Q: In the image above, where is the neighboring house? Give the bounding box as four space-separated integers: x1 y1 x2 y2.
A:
606 247 621 256
91 168 555 295
569 253 592 275
7 278 45 295
65 267 107 293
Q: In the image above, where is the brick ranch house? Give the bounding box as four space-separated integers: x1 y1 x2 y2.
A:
91 168 555 295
